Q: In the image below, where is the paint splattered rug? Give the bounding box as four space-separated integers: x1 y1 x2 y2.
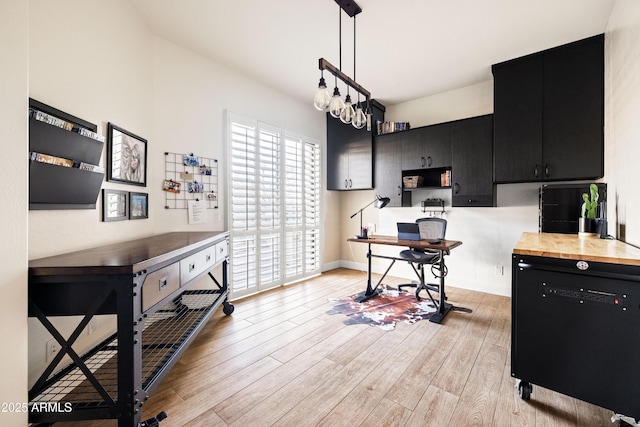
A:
327 284 437 331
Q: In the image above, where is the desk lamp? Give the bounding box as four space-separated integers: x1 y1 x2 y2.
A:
350 195 390 239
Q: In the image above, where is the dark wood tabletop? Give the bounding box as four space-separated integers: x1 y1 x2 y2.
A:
347 235 462 251
29 231 228 276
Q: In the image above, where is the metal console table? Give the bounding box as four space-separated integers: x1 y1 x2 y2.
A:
28 232 234 426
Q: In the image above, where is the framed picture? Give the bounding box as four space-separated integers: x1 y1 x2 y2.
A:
129 192 149 220
107 123 147 186
102 189 128 222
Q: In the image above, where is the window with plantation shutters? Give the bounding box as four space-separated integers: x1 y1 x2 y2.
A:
228 113 320 298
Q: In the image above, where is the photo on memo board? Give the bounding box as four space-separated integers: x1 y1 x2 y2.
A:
107 123 147 186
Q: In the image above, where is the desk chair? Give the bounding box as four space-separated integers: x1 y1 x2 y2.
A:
397 218 447 303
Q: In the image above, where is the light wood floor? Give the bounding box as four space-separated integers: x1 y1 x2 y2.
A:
58 268 616 427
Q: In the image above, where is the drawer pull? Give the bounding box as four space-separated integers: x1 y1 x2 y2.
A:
159 276 168 290
206 254 211 262
189 263 195 272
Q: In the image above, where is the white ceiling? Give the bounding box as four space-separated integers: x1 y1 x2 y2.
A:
129 0 615 107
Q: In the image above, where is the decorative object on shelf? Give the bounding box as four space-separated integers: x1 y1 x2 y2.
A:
164 152 218 209
378 121 411 135
578 183 599 237
421 198 445 216
350 195 390 239
102 188 128 222
107 123 147 186
129 192 148 220
403 176 424 188
314 0 374 131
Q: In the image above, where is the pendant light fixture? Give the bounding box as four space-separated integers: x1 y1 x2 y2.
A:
314 0 373 131
351 15 366 129
313 71 331 111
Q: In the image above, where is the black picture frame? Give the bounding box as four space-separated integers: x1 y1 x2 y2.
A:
102 189 129 222
107 123 147 186
129 192 149 220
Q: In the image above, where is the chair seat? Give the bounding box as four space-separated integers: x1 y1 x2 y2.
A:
399 249 439 264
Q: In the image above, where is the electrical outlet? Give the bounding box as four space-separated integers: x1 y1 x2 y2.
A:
495 265 504 276
46 339 61 363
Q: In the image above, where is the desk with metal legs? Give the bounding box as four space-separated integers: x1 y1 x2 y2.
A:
347 235 468 323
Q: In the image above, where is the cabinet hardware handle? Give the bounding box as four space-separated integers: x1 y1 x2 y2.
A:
344 179 348 188
421 156 426 167
534 165 539 178
468 199 473 204
545 164 549 177
206 254 211 262
349 179 352 188
159 276 168 290
398 186 401 196
454 183 460 194
189 263 195 272
427 156 432 167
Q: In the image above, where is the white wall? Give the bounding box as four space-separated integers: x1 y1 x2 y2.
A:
25 0 333 389
340 81 541 296
605 0 640 247
0 1 29 425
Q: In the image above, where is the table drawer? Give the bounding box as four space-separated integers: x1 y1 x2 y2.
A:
142 262 180 312
215 239 228 263
180 245 216 285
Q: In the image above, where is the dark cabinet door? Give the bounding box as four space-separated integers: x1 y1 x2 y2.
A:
326 117 350 190
493 34 604 184
374 133 404 207
451 115 495 207
401 124 452 170
326 115 372 190
543 35 604 181
493 55 543 183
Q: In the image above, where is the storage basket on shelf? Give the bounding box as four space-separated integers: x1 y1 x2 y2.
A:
403 176 424 188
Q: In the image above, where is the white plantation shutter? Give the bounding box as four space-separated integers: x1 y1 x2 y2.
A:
228 113 320 298
229 118 258 294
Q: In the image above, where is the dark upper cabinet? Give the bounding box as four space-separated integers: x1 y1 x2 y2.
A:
451 115 495 207
493 34 604 183
374 132 405 207
326 101 385 191
493 55 543 182
401 124 452 170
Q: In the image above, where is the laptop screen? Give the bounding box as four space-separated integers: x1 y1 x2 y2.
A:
397 222 421 240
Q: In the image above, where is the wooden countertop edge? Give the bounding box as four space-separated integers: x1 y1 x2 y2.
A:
513 232 640 266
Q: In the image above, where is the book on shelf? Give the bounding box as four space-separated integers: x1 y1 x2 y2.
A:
30 152 103 173
377 121 411 135
30 152 75 168
75 127 106 143
29 108 105 143
440 170 451 187
78 162 104 173
30 109 74 131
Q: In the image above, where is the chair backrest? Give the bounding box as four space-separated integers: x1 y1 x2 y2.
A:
416 217 447 240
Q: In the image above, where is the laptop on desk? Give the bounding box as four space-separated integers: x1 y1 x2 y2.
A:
397 222 422 240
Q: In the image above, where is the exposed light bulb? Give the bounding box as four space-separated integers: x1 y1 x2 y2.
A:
366 110 373 132
340 94 355 124
328 87 344 118
352 105 366 129
313 77 331 111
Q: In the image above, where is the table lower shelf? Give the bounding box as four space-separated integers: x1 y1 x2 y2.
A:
29 289 228 422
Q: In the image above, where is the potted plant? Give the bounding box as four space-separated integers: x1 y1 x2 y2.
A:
578 183 599 237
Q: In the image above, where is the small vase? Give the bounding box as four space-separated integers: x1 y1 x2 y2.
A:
578 217 597 238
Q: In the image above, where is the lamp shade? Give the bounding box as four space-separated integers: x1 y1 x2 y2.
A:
376 196 390 209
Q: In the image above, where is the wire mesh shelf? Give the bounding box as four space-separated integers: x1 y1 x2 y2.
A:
31 290 224 410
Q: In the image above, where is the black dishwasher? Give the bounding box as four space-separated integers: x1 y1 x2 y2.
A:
512 254 640 420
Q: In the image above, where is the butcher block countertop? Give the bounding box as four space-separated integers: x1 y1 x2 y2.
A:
513 232 640 266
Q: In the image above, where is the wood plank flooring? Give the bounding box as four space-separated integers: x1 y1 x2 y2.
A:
56 268 616 427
